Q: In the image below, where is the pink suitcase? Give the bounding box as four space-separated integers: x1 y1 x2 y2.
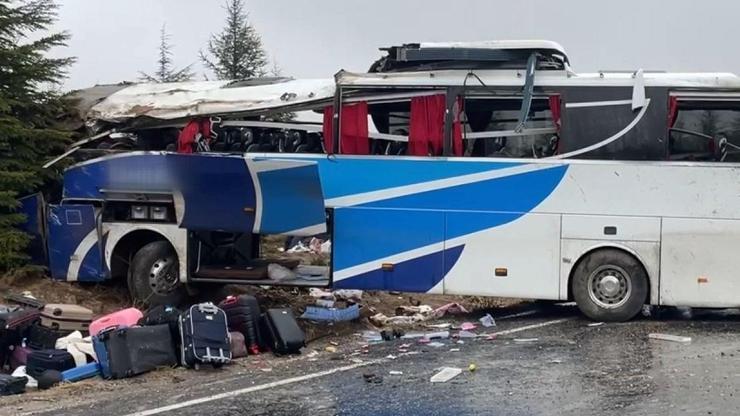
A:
89 308 143 336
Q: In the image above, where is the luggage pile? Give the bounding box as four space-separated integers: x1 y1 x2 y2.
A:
0 294 305 395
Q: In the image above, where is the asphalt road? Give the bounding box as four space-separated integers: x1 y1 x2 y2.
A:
7 304 740 416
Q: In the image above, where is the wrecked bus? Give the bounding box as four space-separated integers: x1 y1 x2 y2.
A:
23 40 740 321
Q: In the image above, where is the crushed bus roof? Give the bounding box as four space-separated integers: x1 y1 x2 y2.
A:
87 77 335 123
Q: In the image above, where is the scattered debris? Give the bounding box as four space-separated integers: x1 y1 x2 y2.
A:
550 359 563 364
648 333 692 343
325 346 337 353
449 348 460 352
385 354 398 360
300 304 360 322
458 331 477 339
513 338 539 343
430 367 462 383
432 303 469 318
425 323 452 329
468 364 477 372
267 263 296 281
479 313 496 328
587 322 604 327
363 373 383 384
428 342 445 348
459 322 477 331
389 370 403 375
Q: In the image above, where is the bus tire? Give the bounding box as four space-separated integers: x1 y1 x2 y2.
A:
571 249 648 322
130 241 187 307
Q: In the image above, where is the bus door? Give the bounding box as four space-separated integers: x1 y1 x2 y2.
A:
47 204 106 281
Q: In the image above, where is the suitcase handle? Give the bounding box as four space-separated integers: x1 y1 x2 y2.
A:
196 303 219 314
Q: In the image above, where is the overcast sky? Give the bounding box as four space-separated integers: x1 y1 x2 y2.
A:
52 0 740 91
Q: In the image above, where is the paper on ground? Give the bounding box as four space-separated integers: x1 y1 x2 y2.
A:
430 367 462 383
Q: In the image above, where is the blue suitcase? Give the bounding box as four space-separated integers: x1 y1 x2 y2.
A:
61 362 101 382
92 329 113 379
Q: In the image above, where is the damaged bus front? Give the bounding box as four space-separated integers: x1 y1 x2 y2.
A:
21 152 329 305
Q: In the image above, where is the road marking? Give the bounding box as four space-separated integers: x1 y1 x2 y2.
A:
123 359 384 416
492 318 574 336
119 317 572 416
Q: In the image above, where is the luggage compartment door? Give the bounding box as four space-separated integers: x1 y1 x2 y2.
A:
47 204 105 281
332 207 446 293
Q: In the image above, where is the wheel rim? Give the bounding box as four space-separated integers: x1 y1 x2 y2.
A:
587 265 632 309
148 256 179 295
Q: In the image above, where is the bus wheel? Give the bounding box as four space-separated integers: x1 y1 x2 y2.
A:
572 249 648 322
129 241 187 307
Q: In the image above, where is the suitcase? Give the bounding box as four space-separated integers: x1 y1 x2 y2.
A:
61 362 101 382
26 349 76 379
92 330 112 379
96 325 177 379
0 374 27 396
219 295 261 354
0 305 40 331
8 344 31 371
89 307 143 336
229 331 247 358
179 303 231 368
139 306 181 345
40 304 93 332
27 323 68 350
264 308 305 355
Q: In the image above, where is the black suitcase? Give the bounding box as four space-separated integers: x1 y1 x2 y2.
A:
219 295 261 354
99 324 177 379
264 308 305 355
27 323 69 350
0 374 27 396
179 303 231 368
26 349 75 379
139 305 182 357
0 305 40 347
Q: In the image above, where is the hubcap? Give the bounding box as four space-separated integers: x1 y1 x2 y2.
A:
148 257 179 295
587 265 631 309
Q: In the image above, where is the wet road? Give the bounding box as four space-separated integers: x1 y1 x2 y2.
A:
10 304 740 416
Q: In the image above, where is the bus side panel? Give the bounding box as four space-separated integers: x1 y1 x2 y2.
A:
660 217 740 308
332 207 446 293
47 205 106 282
18 193 47 265
443 212 561 299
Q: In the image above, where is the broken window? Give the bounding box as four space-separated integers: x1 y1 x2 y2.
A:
669 98 740 162
459 95 559 158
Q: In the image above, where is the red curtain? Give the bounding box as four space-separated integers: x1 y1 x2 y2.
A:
667 96 679 128
322 103 369 155
548 95 562 132
177 118 211 153
409 94 464 157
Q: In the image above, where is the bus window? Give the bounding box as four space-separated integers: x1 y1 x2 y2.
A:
460 96 559 158
669 101 740 162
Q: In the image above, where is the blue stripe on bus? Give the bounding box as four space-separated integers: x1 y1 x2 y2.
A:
78 243 105 282
333 165 567 271
306 157 522 199
334 245 464 292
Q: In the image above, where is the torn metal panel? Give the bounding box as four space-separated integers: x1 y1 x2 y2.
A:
88 78 336 123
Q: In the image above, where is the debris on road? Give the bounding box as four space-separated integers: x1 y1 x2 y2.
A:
468 363 477 372
325 346 337 353
459 322 477 331
513 338 539 343
432 303 469 318
479 313 496 328
301 304 360 322
430 367 462 383
587 322 604 327
389 370 403 375
363 372 383 384
648 333 692 343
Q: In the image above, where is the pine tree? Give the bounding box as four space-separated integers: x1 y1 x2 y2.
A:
0 0 74 269
200 0 268 80
139 24 194 83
